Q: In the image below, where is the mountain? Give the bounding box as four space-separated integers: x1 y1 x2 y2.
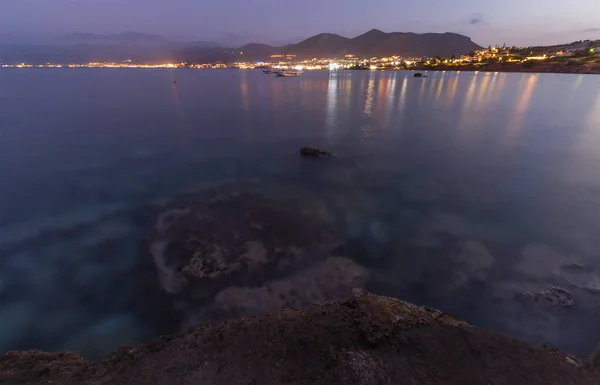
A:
0 32 223 64
0 29 482 64
238 43 273 55
519 39 600 54
182 40 222 48
278 30 481 58
56 32 173 46
281 33 350 57
212 32 274 48
350 29 390 53
0 43 181 64
224 29 481 61
363 31 482 57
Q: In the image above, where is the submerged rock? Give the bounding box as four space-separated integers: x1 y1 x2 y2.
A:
517 286 575 311
182 256 370 327
143 189 345 329
2 292 600 385
147 192 341 298
446 240 495 291
489 279 600 357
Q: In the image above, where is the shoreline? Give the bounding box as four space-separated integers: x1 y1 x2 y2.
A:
2 291 599 384
3 60 600 75
409 61 600 75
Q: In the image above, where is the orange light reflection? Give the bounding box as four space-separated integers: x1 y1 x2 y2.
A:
506 74 539 138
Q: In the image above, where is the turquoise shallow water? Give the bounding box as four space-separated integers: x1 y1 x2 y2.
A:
1 68 600 359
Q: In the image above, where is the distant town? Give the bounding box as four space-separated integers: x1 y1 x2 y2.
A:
2 39 599 74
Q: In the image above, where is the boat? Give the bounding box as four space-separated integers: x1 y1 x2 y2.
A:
262 70 272 74
275 69 303 77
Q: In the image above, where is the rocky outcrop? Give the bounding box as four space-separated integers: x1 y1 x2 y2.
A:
2 291 599 385
0 351 92 385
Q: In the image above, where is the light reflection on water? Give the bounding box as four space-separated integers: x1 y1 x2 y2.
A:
586 86 600 131
398 76 408 114
0 69 600 360
363 72 375 116
506 74 539 139
326 72 338 136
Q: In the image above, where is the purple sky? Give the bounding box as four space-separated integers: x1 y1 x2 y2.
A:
1 0 599 46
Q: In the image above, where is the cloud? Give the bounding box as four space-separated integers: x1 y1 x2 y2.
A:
582 28 600 32
468 13 484 26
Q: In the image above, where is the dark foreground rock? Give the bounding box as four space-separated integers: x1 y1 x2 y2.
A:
2 291 600 385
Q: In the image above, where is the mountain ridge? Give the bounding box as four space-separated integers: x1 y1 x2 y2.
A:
234 29 482 59
56 31 173 45
1 29 482 64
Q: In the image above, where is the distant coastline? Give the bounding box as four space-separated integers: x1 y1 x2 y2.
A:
1 32 598 74
2 63 600 75
410 61 600 75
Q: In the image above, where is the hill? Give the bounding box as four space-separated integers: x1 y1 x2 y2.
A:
2 291 599 384
56 32 173 46
281 32 350 57
516 39 600 56
235 29 482 60
1 29 482 64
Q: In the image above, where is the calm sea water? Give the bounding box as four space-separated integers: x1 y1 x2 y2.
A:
1 69 600 359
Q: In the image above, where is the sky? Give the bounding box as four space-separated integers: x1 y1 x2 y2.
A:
0 0 599 46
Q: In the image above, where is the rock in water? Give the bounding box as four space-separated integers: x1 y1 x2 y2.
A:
489 280 600 357
300 147 332 157
144 190 343 327
182 256 370 326
518 286 575 311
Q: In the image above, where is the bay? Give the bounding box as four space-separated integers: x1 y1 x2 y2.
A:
1 68 600 359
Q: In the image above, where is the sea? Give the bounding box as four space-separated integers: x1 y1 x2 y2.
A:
1 68 600 360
